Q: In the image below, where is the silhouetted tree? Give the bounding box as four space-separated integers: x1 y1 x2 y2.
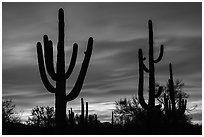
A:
27 106 55 127
2 99 21 124
36 8 93 128
114 96 146 126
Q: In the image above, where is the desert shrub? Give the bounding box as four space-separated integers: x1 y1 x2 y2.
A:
27 106 55 127
2 99 21 123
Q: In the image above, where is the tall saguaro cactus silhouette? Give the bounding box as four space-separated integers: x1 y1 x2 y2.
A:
138 20 164 114
36 8 93 128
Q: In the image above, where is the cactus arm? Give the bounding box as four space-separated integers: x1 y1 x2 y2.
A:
43 35 57 80
68 110 71 116
66 37 93 102
65 43 78 79
155 86 163 98
180 99 187 114
164 93 169 113
138 90 148 110
141 57 149 73
178 94 182 112
138 49 148 109
143 63 149 73
142 57 149 72
168 100 172 112
154 45 164 63
36 42 56 93
184 100 187 112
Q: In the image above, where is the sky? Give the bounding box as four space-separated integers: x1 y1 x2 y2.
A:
2 2 202 123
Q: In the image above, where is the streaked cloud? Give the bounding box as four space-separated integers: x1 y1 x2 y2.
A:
2 2 201 123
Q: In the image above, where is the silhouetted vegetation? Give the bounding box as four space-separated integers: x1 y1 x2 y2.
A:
2 96 201 135
36 8 93 128
114 96 146 125
161 63 190 126
26 106 55 127
112 95 201 135
2 99 21 124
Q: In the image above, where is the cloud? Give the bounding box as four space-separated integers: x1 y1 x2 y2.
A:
3 35 201 109
2 2 201 122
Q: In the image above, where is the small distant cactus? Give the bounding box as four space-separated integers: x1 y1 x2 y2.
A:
80 98 89 126
68 108 75 126
36 8 93 128
138 20 164 113
111 111 114 125
81 98 85 126
85 102 88 125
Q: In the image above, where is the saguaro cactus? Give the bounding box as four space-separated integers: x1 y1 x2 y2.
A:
111 111 114 125
36 8 93 128
81 98 85 125
164 63 187 117
68 108 75 125
138 20 164 113
85 102 88 124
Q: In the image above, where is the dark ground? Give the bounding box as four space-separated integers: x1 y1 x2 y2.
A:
2 122 202 135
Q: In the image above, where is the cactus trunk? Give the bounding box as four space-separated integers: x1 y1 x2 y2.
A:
55 81 66 127
148 20 155 111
